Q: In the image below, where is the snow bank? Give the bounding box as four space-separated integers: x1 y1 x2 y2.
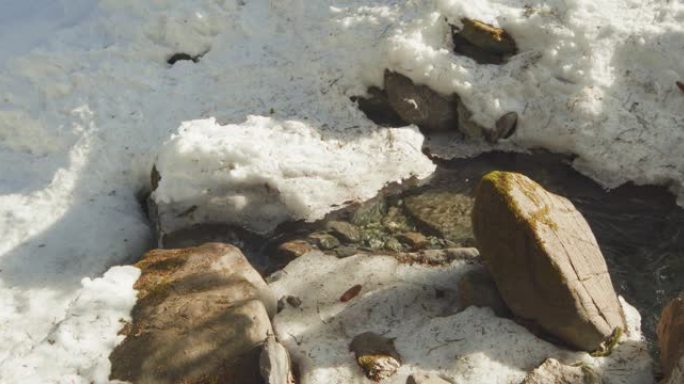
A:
270 251 653 384
153 116 434 234
386 0 684 201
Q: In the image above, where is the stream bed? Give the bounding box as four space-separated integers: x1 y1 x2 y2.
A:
160 150 684 357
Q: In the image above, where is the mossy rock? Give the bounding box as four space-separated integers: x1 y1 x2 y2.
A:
472 171 625 351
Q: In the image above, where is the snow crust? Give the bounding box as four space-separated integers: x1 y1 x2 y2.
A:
0 0 681 381
153 116 433 234
270 251 653 384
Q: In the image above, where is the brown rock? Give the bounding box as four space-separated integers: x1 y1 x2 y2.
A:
521 358 601 384
457 266 510 317
350 332 401 381
384 70 458 132
110 243 276 384
658 295 684 382
397 231 430 250
472 171 625 351
277 240 313 261
451 18 518 65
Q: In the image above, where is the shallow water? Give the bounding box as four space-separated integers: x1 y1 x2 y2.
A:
160 149 684 355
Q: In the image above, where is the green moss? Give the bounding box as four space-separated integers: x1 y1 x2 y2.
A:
590 327 623 357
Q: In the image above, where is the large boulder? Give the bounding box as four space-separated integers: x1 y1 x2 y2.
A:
472 171 625 351
110 243 276 384
658 295 684 383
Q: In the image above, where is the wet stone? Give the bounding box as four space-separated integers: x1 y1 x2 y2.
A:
384 237 404 252
382 206 412 233
308 233 341 250
403 191 475 244
326 220 362 243
335 245 358 258
277 240 313 261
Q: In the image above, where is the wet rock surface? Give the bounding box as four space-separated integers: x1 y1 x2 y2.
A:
472 171 625 351
403 191 474 245
658 295 684 383
110 243 276 384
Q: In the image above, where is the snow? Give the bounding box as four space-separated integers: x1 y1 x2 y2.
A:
0 0 681 382
153 116 433 234
269 251 653 384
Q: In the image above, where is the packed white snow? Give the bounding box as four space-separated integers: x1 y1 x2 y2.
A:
0 0 682 382
153 116 433 234
269 251 653 384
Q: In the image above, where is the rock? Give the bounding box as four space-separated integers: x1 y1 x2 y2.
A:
384 70 458 132
109 243 276 384
260 335 295 384
397 231 430 250
521 358 601 384
489 111 518 142
403 191 474 244
457 266 510 317
407 372 451 384
326 220 361 243
452 18 517 64
456 98 487 140
309 232 341 250
472 171 626 351
382 206 412 232
335 245 358 258
658 295 684 382
277 240 313 261
353 87 407 127
665 358 684 384
384 237 404 252
350 197 387 226
349 332 401 381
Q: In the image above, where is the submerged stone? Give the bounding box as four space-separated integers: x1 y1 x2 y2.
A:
403 191 474 244
326 220 362 243
472 171 625 351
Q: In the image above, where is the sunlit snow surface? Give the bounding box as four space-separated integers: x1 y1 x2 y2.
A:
0 0 682 382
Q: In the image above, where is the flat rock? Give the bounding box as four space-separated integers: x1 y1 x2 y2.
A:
403 191 474 244
520 358 600 384
384 70 458 132
658 295 684 383
472 171 625 351
109 243 276 384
